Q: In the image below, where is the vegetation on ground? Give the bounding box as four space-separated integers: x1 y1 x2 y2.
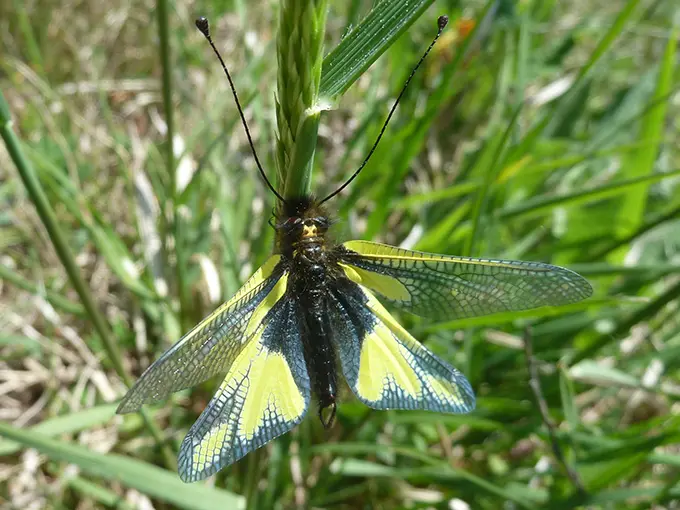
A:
1 0 678 508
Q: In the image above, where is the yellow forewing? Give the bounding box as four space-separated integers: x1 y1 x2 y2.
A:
244 272 289 337
339 262 411 302
340 240 592 321
117 255 285 414
178 296 310 482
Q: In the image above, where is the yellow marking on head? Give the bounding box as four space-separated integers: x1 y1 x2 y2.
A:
244 273 289 337
426 375 463 405
340 263 411 302
356 322 421 402
302 224 318 238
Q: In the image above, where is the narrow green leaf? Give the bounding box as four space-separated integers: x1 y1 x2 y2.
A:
320 0 434 98
467 117 519 256
579 454 648 492
569 279 680 364
388 412 504 431
0 404 118 456
425 298 614 332
325 457 540 509
586 486 680 504
414 200 472 253
500 139 663 183
579 0 641 77
614 26 676 238
0 263 85 316
570 360 639 388
580 433 675 464
394 181 480 209
65 476 136 510
0 421 244 510
314 442 439 465
545 0 642 137
498 167 680 220
559 366 579 431
568 262 680 277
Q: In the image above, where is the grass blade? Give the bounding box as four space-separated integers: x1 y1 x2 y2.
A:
0 404 118 456
0 88 175 469
497 167 680 220
613 25 677 241
0 263 85 316
0 421 244 510
320 0 434 98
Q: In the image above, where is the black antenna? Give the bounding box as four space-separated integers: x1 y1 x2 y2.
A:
195 17 286 204
319 15 449 205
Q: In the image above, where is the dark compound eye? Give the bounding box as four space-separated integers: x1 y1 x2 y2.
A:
283 217 303 229
315 217 330 228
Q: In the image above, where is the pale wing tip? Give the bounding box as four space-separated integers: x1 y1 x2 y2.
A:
577 278 594 300
115 397 140 415
455 374 476 413
557 267 594 303
178 435 199 483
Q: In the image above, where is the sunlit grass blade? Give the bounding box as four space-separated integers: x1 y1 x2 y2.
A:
424 298 614 333
0 88 174 469
497 167 680 220
0 421 244 510
613 26 677 242
319 0 434 98
0 404 118 456
0 263 85 316
321 454 541 510
569 279 680 364
544 0 643 136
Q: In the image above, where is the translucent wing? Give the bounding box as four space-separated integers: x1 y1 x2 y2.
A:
329 278 474 413
339 241 592 321
117 256 287 414
178 295 310 482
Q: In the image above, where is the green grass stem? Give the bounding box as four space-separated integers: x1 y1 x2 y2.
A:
0 88 176 471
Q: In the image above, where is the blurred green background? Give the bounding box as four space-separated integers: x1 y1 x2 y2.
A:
1 0 679 508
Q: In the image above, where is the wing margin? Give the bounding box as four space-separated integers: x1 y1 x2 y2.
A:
328 278 474 414
178 295 310 482
339 240 592 320
117 255 287 414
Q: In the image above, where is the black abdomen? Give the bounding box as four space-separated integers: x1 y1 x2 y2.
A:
292 245 338 427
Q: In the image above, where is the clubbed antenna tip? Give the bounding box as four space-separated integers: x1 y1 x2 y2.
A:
194 14 286 204
195 17 210 37
438 15 449 30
